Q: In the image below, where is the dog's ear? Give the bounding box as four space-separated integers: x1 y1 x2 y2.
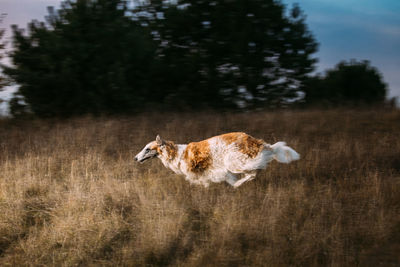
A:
156 135 164 146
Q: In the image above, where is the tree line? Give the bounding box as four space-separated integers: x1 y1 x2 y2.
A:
0 0 388 117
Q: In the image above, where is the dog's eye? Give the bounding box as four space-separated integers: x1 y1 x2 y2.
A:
146 148 150 152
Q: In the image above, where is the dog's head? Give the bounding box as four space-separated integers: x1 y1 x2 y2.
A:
134 135 164 163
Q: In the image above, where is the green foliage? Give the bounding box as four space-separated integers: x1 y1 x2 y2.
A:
304 60 387 106
4 0 157 117
0 13 9 90
5 0 318 116
138 1 318 108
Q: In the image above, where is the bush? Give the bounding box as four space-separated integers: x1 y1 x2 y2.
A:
304 60 387 106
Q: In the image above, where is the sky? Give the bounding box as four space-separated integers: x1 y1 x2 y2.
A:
283 0 400 102
0 0 399 113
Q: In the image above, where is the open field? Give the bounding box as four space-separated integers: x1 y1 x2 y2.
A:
0 109 399 266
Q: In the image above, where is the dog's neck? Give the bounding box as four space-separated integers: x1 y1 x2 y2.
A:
157 143 187 175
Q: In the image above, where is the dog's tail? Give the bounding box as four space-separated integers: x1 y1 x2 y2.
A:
270 142 300 163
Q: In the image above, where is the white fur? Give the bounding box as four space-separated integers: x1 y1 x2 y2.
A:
135 134 300 188
270 142 300 163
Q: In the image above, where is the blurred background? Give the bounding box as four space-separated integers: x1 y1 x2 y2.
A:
0 0 398 117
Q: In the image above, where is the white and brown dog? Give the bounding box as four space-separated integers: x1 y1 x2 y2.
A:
135 132 300 188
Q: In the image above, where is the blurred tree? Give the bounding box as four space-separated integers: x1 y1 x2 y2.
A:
304 60 387 106
4 0 318 116
137 0 318 108
0 13 9 90
4 0 157 117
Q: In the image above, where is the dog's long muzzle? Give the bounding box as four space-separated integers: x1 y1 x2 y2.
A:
134 154 156 163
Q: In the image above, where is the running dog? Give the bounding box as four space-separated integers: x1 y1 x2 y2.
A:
134 132 300 188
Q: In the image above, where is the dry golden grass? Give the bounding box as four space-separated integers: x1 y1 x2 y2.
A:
0 109 399 266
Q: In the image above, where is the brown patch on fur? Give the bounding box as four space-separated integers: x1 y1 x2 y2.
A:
150 141 177 160
164 140 177 160
220 132 266 158
183 140 212 173
220 132 245 145
149 141 159 151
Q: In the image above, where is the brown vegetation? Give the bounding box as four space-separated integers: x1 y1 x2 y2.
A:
0 109 399 266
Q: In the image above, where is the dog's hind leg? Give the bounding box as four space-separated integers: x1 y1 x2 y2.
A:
226 171 238 186
233 170 258 188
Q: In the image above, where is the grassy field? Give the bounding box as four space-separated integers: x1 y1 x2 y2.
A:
0 109 399 266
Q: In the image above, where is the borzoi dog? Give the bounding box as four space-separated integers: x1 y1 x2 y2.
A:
134 132 299 188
